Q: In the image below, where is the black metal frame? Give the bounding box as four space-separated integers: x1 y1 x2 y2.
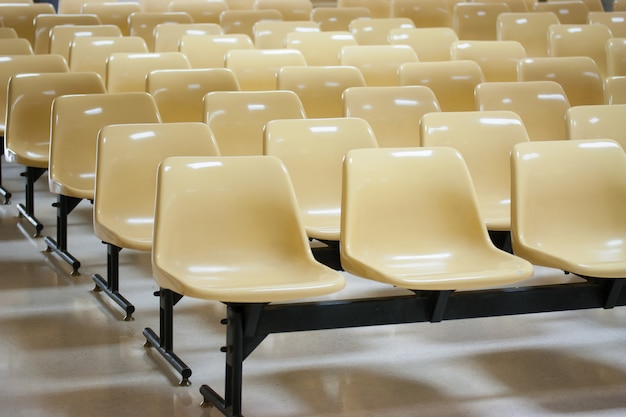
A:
145 276 625 417
92 243 136 321
44 194 82 275
16 166 46 236
0 141 12 204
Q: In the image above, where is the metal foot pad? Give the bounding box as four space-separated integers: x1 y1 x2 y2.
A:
92 273 135 321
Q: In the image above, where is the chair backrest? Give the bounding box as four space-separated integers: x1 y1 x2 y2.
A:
388 27 458 61
106 51 191 93
475 81 570 141
253 0 313 21
4 72 106 168
310 6 371 31
128 11 193 51
146 67 240 122
203 90 306 155
390 0 453 28
285 31 356 65
497 12 560 57
58 0 108 14
0 27 19 40
94 122 220 251
566 104 626 149
547 23 612 78
48 92 162 199
343 85 439 147
49 24 122 62
0 38 34 55
517 56 604 106
264 117 378 241
252 20 320 49
180 33 255 68
225 48 307 90
225 0 256 10
420 110 530 231
219 9 283 37
451 40 526 82
339 44 418 86
532 1 589 24
479 0 529 12
604 76 626 104
550 0 603 11
588 11 626 38
69 36 148 81
453 2 511 40
510 139 626 277
153 22 223 52
0 3 57 46
139 0 173 12
607 38 626 78
398 60 486 111
615 0 626 10
168 0 229 24
277 65 366 118
349 17 415 45
33 13 102 55
81 2 142 36
338 0 392 18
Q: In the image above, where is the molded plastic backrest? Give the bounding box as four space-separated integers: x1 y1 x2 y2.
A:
153 23 223 52
338 0 392 18
219 9 283 37
168 0 229 24
253 0 313 21
339 44 418 86
128 11 193 51
69 36 148 81
33 13 102 54
0 38 34 55
604 76 626 104
225 48 306 90
390 0 453 28
106 51 191 93
349 17 415 45
451 40 526 82
453 2 511 40
310 6 371 31
532 1 589 24
547 24 612 78
285 31 356 65
0 27 19 40
497 12 559 57
566 104 626 149
388 27 458 61
252 20 320 49
50 24 122 62
81 2 142 36
59 0 108 14
180 34 255 68
0 3 56 45
588 11 626 38
607 38 626 77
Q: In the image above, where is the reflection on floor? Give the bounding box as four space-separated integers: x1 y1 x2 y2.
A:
1 160 625 417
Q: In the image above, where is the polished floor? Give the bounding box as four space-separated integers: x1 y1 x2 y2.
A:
1 159 626 417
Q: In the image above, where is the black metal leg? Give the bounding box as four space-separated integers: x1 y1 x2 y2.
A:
44 194 82 275
604 278 625 309
0 147 11 204
16 166 46 236
92 243 135 321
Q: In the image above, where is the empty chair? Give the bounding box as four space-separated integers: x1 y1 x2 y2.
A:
225 48 306 90
349 17 415 45
168 0 229 24
146 67 240 122
285 31 357 65
253 0 313 21
551 0 604 11
338 0 392 18
0 27 19 40
588 11 626 37
497 12 560 57
390 0 453 28
49 24 122 62
607 38 626 77
139 0 180 12
451 40 526 82
532 1 589 24
605 76 626 104
517 56 604 106
225 0 256 9
453 2 511 40
219 9 283 37
106 52 191 93
69 36 149 81
339 44 418 86
128 11 193 51
310 6 371 31
58 0 108 14
277 65 366 117
389 27 458 61
81 2 142 36
566 104 626 149
153 23 223 52
33 13 102 55
180 33 255 68
398 60 486 111
253 20 320 49
92 122 221 320
203 90 306 155
475 81 570 141
0 3 57 46
0 38 34 55
343 85 440 147
547 24 612 78
479 0 529 12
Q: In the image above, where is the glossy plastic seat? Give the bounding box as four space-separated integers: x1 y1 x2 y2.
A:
106 52 191 93
264 117 378 242
277 65 366 118
479 0 529 12
388 27 458 61
0 3 56 46
566 104 626 149
475 81 570 141
340 146 534 291
168 0 229 24
49 24 122 62
349 17 415 45
338 0 392 18
253 0 313 21
68 36 148 81
343 85 440 147
153 22 223 52
92 122 220 320
453 2 511 40
398 60 486 111
511 139 626 281
284 31 357 65
604 76 626 104
33 13 102 55
219 9 283 37
339 44 418 86
146 67 240 122
203 90 306 155
588 11 626 37
517 56 604 106
551 0 604 11
252 20 319 49
0 27 19 40
0 38 34 55
615 0 626 10
180 33 255 68
496 12 560 57
607 38 626 77
128 11 193 51
390 0 453 28
224 0 256 9
310 6 371 31
532 1 589 24
58 0 107 14
80 2 142 36
451 40 526 82
547 23 612 78
420 110 530 233
225 48 306 90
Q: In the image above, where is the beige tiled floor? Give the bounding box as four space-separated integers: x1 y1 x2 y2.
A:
1 159 626 417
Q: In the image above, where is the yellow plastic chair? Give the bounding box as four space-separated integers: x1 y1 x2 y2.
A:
264 117 378 244
517 56 604 106
388 27 458 61
390 0 453 28
49 24 122 62
453 2 511 40
225 0 256 9
310 6 371 31
179 33 255 68
284 31 356 65
607 38 626 77
420 110 530 236
339 44 418 86
588 11 626 37
340 146 533 291
128 11 193 51
252 20 319 49
475 81 570 141
547 23 612 78
253 0 313 21
4 72 105 238
68 36 148 81
338 0 392 18
451 40 526 82
532 1 589 24
147 67 240 122
398 60 486 111
510 139 626 288
33 13 102 55
348 17 415 45
343 85 440 147
106 51 191 93
203 90 306 155
219 9 283 37
604 76 626 104
80 2 142 36
153 22 223 52
479 0 529 12
614 0 626 10
0 38 34 55
0 3 56 46
566 104 626 149
58 0 107 14
277 65 366 118
0 27 19 40
139 0 182 12
92 122 220 321
550 0 603 11
496 12 560 57
168 0 229 24
47 92 162 274
225 48 306 90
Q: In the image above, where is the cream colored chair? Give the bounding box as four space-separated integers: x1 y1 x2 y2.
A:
532 1 589 24
475 81 570 141
252 20 319 49
69 36 149 81
453 2 511 40
588 11 626 37
0 27 19 40
140 0 181 12
58 0 108 14
607 38 626 77
339 44 418 86
517 56 604 106
49 24 122 62
550 0 603 11
168 0 228 24
106 51 191 93
349 17 415 45
310 6 371 31
480 0 529 12
153 22 223 52
390 0 453 28
497 12 560 57
343 85 440 147
605 76 626 104
0 38 34 55
81 2 142 36
219 9 283 37
225 0 256 9
0 3 56 46
253 0 313 21
451 40 526 82
388 27 458 61
398 60 486 111
146 67 240 122
92 122 220 321
203 90 306 155
179 33 255 68
614 0 626 10
128 11 193 51
566 104 626 149
285 31 357 65
338 0 392 18
547 23 612 78
225 48 306 90
33 13 102 54
277 65 366 117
